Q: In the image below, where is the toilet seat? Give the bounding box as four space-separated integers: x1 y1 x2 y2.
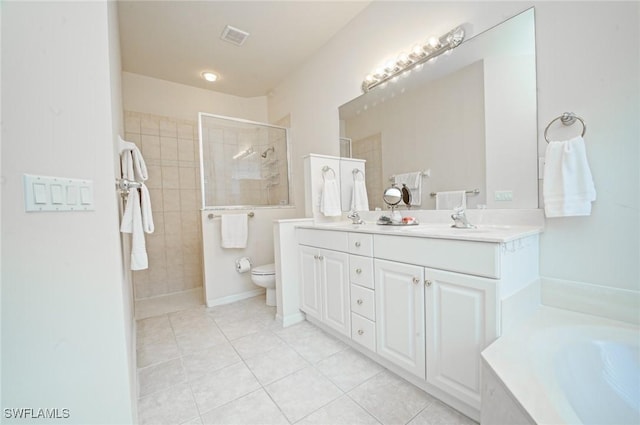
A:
251 263 275 276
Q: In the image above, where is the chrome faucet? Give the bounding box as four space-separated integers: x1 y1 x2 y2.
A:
451 207 476 229
347 211 365 224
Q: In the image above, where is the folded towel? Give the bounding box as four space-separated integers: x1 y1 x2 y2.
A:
320 176 342 217
120 187 148 270
221 214 248 248
394 172 422 206
351 171 369 212
436 191 466 210
543 136 596 217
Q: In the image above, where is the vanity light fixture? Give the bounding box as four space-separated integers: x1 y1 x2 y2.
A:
201 71 218 82
362 26 465 93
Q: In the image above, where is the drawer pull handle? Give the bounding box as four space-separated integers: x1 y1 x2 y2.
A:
355 241 361 247
425 280 433 287
357 299 363 305
412 277 420 284
357 329 364 335
356 268 362 274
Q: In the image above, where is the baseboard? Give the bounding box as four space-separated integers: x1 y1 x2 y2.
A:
206 288 265 307
541 277 640 325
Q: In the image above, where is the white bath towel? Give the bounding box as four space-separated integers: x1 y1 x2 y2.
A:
320 176 342 217
394 172 422 206
119 138 148 181
221 214 248 248
543 136 596 217
120 187 148 270
351 171 369 212
436 190 466 210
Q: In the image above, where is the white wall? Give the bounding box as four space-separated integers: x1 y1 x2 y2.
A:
269 2 639 297
122 71 268 123
1 2 134 423
201 208 298 307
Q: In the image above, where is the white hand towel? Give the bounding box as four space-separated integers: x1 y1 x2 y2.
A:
320 177 342 217
436 191 466 210
351 172 369 212
120 187 148 270
394 172 422 206
543 136 596 217
221 214 248 248
119 137 148 181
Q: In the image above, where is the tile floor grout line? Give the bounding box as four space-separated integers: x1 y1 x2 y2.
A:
167 311 204 425
136 295 478 425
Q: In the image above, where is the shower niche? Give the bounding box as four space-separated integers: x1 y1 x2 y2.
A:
198 113 291 208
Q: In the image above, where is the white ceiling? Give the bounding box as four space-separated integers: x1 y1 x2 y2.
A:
117 1 370 98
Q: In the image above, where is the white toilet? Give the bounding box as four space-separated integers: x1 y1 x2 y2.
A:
250 263 276 306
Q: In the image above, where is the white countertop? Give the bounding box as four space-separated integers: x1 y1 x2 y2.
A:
296 221 542 243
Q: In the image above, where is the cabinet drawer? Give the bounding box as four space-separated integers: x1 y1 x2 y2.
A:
374 234 501 278
348 233 373 256
350 284 375 321
349 255 374 289
351 313 376 352
298 228 348 252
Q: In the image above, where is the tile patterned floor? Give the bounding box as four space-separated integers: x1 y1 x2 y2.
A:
136 295 478 425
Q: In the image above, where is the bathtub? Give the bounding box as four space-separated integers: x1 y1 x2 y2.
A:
482 306 640 425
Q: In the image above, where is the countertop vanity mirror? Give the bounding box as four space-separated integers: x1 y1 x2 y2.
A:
339 8 538 211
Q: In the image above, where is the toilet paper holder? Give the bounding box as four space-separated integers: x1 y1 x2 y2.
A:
235 257 252 273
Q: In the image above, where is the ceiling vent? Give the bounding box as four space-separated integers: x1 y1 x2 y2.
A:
220 25 250 46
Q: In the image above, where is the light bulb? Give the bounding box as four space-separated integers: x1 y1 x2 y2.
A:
384 60 397 73
396 52 411 66
410 44 424 58
427 36 440 49
373 67 386 78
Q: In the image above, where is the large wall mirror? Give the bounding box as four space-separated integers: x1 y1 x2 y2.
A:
339 8 537 211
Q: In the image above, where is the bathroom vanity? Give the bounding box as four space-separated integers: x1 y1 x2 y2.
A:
296 222 541 420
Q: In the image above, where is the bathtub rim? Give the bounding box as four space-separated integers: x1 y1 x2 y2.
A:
481 305 640 425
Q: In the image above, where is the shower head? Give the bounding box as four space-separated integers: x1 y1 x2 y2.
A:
261 146 275 158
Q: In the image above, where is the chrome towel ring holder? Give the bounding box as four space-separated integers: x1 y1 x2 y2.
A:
321 165 337 180
544 112 587 143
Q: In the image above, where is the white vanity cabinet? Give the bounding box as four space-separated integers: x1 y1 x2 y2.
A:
296 224 540 421
374 259 426 379
298 229 351 337
424 267 499 409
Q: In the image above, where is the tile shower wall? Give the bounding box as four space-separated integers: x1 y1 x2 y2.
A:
124 111 203 299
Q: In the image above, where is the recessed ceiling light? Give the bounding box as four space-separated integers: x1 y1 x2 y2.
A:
201 72 218 82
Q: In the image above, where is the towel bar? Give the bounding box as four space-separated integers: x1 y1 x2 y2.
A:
208 212 255 220
430 189 480 197
544 112 586 143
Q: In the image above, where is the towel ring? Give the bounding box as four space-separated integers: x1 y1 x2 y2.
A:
544 112 586 143
321 165 336 181
352 168 364 180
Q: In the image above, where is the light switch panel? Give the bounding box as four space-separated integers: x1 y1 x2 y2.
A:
24 174 94 212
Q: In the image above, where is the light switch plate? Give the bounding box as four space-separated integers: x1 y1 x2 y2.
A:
24 174 94 212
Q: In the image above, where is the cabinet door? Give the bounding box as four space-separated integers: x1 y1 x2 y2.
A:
424 267 499 409
320 249 351 337
375 259 425 379
299 245 321 320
